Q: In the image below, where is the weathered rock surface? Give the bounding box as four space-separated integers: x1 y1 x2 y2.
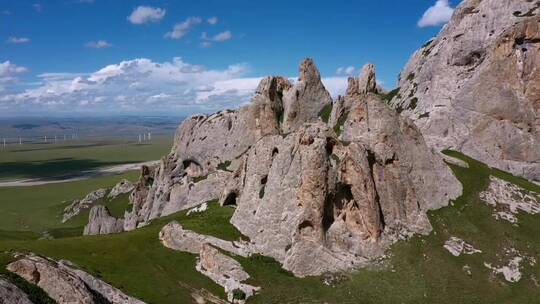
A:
390 0 540 181
0 278 33 304
108 179 135 200
62 188 107 222
159 221 252 257
196 244 259 303
479 175 540 224
84 205 124 235
222 67 462 276
443 237 482 257
6 255 145 304
124 59 333 230
135 59 461 277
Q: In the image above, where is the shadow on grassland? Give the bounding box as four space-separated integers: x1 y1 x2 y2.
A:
0 158 130 180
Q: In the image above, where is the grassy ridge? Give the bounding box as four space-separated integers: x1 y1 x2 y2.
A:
0 150 538 303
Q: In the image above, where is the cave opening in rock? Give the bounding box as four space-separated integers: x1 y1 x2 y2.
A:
223 192 238 206
322 183 353 232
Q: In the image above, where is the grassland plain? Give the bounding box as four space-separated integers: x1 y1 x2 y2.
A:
0 136 172 180
0 150 538 303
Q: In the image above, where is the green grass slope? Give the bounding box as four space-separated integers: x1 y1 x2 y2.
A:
0 136 172 180
0 151 538 303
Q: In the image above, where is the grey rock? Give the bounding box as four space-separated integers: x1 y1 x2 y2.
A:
84 205 124 235
390 0 540 181
281 58 333 133
0 278 33 304
196 244 259 303
159 221 252 257
6 255 144 304
108 179 135 200
62 188 107 223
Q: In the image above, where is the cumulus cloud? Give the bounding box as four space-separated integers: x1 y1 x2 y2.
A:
7 37 30 44
165 17 202 39
207 16 218 25
88 41 111 48
128 6 166 24
200 30 232 47
0 61 28 92
0 57 351 115
418 0 455 27
85 40 112 49
336 66 356 76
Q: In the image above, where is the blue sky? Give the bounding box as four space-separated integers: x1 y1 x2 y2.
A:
0 0 458 116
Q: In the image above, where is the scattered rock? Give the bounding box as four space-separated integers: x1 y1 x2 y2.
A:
159 221 252 257
462 265 472 276
484 248 535 283
84 205 124 235
7 254 145 304
0 277 34 304
62 188 107 223
443 237 482 257
479 176 540 225
196 244 259 303
108 179 135 200
187 202 208 216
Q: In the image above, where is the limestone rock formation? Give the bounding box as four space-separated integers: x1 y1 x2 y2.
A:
223 67 461 276
0 278 33 304
6 255 145 304
159 221 252 257
108 179 135 200
196 244 259 303
84 205 124 235
62 188 107 222
124 59 333 230
133 58 461 277
390 0 540 181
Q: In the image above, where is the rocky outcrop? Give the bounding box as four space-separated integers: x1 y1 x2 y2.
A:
159 221 252 257
124 59 333 230
223 67 461 276
390 0 540 181
0 278 33 304
62 188 107 222
196 244 259 304
108 179 135 200
84 205 124 235
135 59 461 277
6 255 145 304
280 58 333 133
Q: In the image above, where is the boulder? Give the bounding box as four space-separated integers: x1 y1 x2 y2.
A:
390 0 540 181
196 244 259 303
0 278 33 304
6 255 145 304
83 205 124 235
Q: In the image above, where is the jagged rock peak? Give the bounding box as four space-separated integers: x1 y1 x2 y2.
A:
255 76 292 102
298 58 321 82
346 63 378 96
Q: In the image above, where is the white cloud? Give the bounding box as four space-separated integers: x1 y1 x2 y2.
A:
0 61 28 92
207 16 218 25
418 0 455 27
7 37 30 44
165 17 202 39
200 30 232 47
0 57 351 115
128 6 166 25
85 40 112 49
336 66 356 76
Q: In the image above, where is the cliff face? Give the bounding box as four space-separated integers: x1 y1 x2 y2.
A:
390 0 540 181
121 58 462 277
